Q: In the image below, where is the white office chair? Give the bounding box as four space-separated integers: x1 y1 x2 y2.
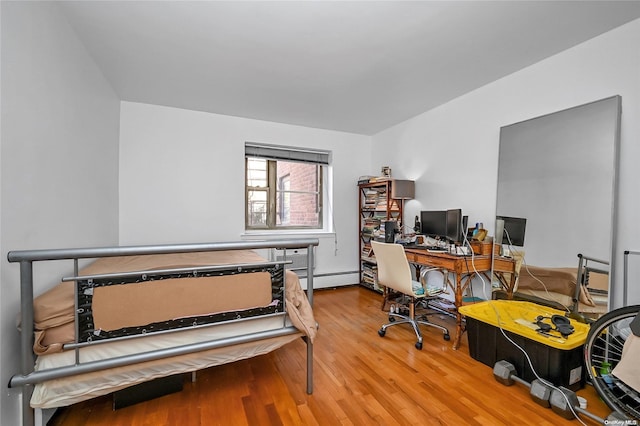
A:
371 241 450 350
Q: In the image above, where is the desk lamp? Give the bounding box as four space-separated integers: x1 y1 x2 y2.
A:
391 180 415 233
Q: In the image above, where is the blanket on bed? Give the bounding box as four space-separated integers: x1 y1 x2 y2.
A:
29 250 317 355
515 266 600 307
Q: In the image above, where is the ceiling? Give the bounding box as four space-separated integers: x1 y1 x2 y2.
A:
58 1 640 135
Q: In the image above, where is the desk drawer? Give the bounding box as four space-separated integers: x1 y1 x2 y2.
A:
408 253 454 269
407 251 493 273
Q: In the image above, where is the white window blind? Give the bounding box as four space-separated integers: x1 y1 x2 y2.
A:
245 142 330 165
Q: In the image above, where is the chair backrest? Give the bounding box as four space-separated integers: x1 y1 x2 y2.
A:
371 241 414 295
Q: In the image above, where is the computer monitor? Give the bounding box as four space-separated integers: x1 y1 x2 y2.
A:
445 209 464 244
420 210 447 238
496 216 527 247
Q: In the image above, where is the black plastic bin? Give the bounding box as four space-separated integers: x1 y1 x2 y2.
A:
459 300 590 391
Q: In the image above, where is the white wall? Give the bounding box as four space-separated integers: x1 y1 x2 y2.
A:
2 4 640 424
373 18 640 308
118 101 372 287
0 2 120 424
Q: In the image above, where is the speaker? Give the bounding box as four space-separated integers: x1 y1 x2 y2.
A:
495 219 505 244
462 215 469 239
495 218 505 255
414 215 421 233
384 220 398 243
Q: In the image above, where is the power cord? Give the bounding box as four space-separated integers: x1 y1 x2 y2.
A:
477 228 586 425
503 229 571 313
429 220 581 424
491 304 586 425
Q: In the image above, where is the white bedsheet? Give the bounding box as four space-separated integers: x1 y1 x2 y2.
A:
32 315 300 408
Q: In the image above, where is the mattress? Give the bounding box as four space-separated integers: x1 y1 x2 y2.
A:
32 316 300 408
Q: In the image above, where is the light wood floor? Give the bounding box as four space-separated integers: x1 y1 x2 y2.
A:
50 286 610 425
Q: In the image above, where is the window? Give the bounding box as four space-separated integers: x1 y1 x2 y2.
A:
245 143 329 230
278 174 291 225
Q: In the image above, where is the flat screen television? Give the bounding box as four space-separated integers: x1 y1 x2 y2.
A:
420 210 447 238
496 216 527 247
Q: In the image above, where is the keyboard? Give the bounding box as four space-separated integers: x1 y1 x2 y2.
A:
403 244 448 251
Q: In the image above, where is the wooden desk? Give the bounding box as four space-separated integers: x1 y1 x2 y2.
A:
492 256 518 297
404 248 515 350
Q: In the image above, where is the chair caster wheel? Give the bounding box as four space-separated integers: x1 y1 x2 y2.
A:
388 317 395 322
415 341 423 350
443 334 451 341
378 329 386 337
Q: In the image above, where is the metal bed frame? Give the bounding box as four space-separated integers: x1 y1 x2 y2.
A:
574 253 610 314
8 238 319 426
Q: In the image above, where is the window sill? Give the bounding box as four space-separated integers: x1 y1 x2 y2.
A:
241 230 335 240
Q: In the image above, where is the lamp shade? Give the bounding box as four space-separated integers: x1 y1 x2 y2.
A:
391 180 415 199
